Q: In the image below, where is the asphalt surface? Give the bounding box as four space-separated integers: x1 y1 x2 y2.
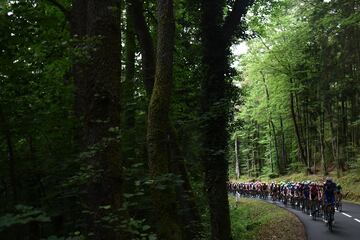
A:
263 199 360 240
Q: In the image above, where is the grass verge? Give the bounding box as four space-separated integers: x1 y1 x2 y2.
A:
229 197 306 240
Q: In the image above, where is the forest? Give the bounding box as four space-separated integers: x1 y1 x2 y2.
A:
0 0 359 240
232 0 360 178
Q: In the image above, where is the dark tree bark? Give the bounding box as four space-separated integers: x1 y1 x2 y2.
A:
200 1 253 239
200 1 232 238
319 105 327 175
304 102 311 172
340 98 348 170
124 3 136 128
279 116 287 172
169 127 203 239
129 0 156 95
255 123 261 175
234 135 240 178
122 2 137 164
70 1 123 238
0 106 17 204
289 82 306 165
146 0 182 239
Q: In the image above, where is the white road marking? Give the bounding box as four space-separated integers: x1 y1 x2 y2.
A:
342 213 352 218
355 218 360 223
335 210 339 212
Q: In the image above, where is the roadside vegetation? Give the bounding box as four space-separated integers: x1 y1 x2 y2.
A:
229 198 306 240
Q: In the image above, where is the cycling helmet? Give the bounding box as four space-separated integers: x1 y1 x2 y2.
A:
326 176 333 182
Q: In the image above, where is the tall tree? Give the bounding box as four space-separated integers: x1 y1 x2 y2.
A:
130 1 203 237
200 1 254 239
130 0 156 95
70 0 123 238
146 0 182 239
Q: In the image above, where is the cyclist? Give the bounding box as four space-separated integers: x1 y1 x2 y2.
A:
323 177 337 223
335 184 343 211
303 182 310 213
309 182 319 217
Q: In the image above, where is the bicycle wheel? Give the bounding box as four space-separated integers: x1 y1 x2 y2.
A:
327 206 334 232
329 212 333 231
311 202 316 220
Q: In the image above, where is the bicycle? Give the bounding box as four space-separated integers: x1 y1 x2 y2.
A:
335 200 342 212
309 198 318 220
325 203 335 232
335 192 349 212
290 195 296 208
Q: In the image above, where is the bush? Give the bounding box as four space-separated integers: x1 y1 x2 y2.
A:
287 162 305 173
268 173 279 179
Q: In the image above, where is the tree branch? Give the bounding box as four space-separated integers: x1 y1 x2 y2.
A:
258 35 292 74
45 0 71 20
222 0 254 43
129 0 156 95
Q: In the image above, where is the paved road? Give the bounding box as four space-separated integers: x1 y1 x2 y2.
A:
264 199 360 240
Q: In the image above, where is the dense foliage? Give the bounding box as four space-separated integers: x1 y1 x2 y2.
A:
232 0 360 179
0 0 253 239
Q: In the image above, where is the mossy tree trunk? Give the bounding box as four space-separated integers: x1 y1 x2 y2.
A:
132 0 203 237
146 0 182 239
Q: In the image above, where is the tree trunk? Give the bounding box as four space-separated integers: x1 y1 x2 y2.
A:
130 0 156 95
305 103 311 173
319 107 327 176
330 117 338 174
256 123 260 175
0 109 20 240
200 1 232 236
268 130 274 173
247 129 251 177
336 102 341 177
125 4 136 127
261 71 279 173
235 135 240 179
122 3 137 163
131 0 203 236
341 98 348 170
146 1 182 239
169 127 203 239
71 1 123 238
200 1 253 239
280 116 287 173
0 106 17 204
290 86 306 164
